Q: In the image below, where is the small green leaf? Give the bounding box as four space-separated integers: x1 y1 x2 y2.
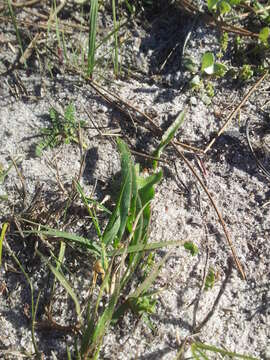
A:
239 64 253 81
228 0 241 5
128 295 157 315
218 0 231 15
207 0 219 10
214 62 228 77
184 241 198 256
201 52 215 75
205 267 215 290
259 27 270 45
153 110 186 169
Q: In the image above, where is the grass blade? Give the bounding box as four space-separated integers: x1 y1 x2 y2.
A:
116 138 133 241
0 223 9 267
153 110 186 169
108 239 186 256
38 250 81 322
7 0 26 68
129 250 171 300
87 0 99 77
76 182 102 239
4 241 40 356
191 342 258 360
23 227 101 256
112 0 119 76
102 138 133 247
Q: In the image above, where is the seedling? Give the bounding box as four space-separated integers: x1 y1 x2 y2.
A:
184 241 199 256
35 103 86 156
204 267 215 291
152 109 186 169
239 64 254 82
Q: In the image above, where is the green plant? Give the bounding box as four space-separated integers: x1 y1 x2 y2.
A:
201 52 228 77
152 109 186 169
35 103 86 156
87 0 99 77
184 241 199 256
204 267 215 290
191 342 258 360
207 0 242 16
24 139 188 358
239 64 254 82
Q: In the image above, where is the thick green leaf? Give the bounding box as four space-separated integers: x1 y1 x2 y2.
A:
102 140 133 246
102 215 120 246
116 138 133 242
127 164 143 264
207 0 219 10
184 241 198 256
138 168 163 229
153 110 185 169
201 52 215 75
218 0 231 15
259 27 270 44
214 62 228 77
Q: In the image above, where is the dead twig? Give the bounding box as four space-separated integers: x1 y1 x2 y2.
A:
10 156 27 205
19 32 42 65
172 142 246 280
177 0 259 38
204 71 268 154
87 79 203 153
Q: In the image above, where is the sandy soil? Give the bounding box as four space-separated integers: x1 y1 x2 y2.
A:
0 2 269 359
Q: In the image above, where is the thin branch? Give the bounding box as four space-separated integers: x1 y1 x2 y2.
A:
172 142 246 280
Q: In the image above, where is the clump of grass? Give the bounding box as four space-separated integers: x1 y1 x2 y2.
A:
22 138 190 358
35 102 86 156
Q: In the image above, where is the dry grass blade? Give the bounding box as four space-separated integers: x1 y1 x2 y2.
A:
172 141 246 280
204 71 269 154
19 32 42 65
177 0 259 38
